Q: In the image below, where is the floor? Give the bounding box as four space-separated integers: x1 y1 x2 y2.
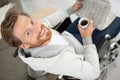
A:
0 39 34 80
20 0 77 21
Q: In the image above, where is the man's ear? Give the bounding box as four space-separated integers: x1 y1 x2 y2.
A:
19 44 30 49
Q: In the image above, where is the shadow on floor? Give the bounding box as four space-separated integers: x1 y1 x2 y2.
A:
0 39 34 80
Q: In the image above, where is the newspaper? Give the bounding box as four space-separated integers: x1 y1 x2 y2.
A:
76 0 111 29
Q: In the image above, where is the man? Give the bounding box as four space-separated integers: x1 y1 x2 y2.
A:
1 2 100 80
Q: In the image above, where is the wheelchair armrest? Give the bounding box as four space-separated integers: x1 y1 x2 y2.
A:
53 17 72 33
96 34 111 59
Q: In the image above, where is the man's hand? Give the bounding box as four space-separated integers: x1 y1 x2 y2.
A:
72 2 83 12
78 19 94 38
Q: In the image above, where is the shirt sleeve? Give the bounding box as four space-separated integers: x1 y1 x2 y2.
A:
82 37 93 45
40 7 74 29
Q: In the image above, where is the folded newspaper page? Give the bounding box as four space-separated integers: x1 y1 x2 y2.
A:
76 0 111 29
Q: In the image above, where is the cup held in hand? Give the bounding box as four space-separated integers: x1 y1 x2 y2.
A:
79 18 89 29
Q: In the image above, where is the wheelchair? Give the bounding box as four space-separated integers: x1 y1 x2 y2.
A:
13 17 120 80
53 17 120 80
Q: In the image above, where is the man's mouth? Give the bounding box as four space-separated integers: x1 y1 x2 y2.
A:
40 28 45 37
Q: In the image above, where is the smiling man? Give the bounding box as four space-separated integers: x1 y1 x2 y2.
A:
1 2 100 80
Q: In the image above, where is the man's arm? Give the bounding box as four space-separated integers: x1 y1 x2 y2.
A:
40 2 82 28
77 19 100 78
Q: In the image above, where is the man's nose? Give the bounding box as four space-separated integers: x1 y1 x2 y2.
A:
31 25 39 35
33 24 42 37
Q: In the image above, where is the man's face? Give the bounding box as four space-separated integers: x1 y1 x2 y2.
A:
13 15 52 48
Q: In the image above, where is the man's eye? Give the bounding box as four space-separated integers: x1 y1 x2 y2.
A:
27 31 30 36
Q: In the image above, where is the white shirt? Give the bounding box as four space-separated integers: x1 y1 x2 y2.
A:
48 29 69 46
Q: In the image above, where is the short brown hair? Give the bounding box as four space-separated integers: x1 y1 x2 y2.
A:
1 10 30 47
